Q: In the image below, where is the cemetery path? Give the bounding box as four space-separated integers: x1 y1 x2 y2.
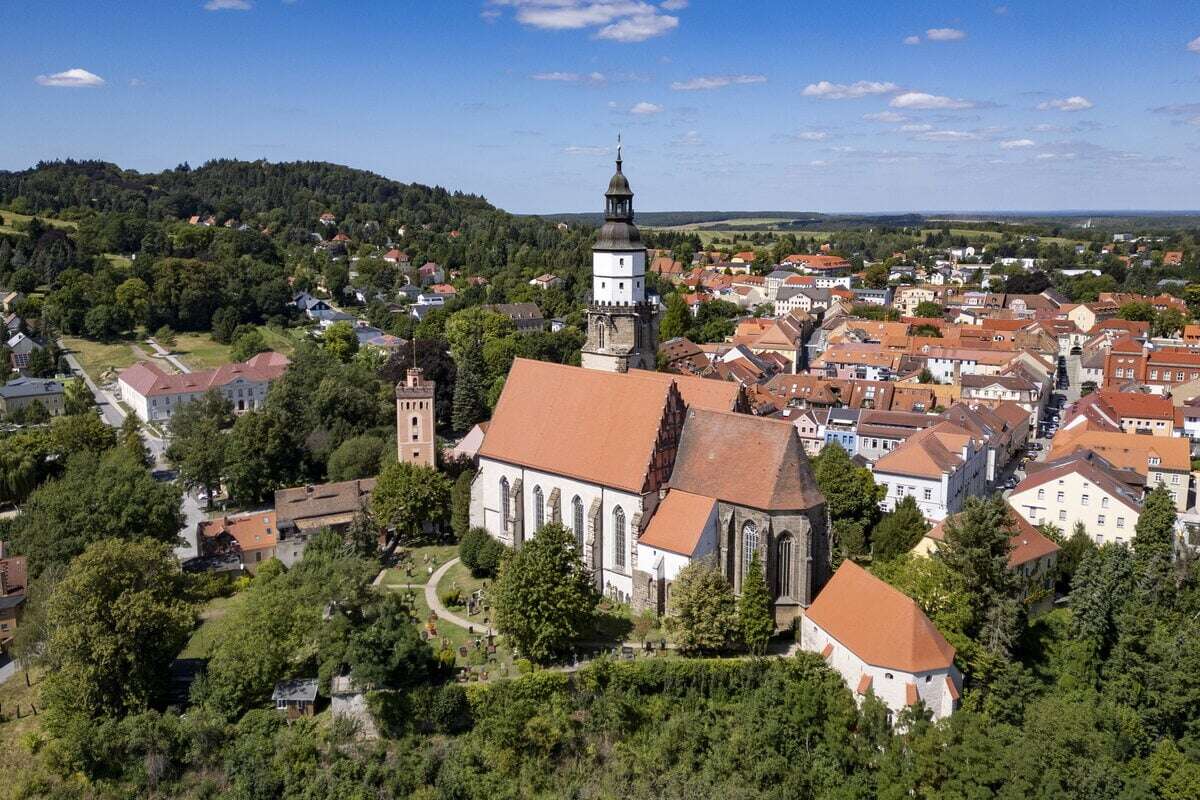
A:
425 559 478 631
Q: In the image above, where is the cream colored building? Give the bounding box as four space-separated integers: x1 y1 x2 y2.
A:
1009 454 1143 546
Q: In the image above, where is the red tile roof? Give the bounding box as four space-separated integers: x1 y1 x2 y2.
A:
118 352 290 398
806 561 956 673
638 491 716 556
480 360 740 493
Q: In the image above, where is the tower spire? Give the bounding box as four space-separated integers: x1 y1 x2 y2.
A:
616 133 622 172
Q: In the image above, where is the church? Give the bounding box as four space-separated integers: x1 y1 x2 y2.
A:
469 146 831 627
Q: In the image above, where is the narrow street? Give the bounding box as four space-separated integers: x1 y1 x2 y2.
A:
59 345 205 560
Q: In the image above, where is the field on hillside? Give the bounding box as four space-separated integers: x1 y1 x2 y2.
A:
171 333 233 371
0 208 77 235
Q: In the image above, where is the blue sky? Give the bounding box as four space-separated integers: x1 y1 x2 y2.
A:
6 1 1200 214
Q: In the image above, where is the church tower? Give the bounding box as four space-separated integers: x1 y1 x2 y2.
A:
581 139 657 373
395 368 435 468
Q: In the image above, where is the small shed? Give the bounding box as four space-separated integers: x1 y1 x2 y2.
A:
272 678 318 720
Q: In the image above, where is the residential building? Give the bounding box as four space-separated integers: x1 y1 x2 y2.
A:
800 561 961 723
0 377 65 418
274 478 377 566
118 352 290 423
916 505 1059 605
872 421 988 522
1050 428 1191 510
0 541 26 654
418 262 445 285
198 511 278 573
483 302 546 334
1064 389 1175 437
6 332 43 371
1009 451 1143 546
854 410 938 463
528 273 563 290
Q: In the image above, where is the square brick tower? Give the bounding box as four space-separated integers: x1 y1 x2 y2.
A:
395 368 435 467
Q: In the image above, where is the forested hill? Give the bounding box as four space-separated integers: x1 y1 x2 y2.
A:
0 159 497 231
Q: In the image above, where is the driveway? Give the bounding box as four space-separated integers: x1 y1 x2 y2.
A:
145 338 192 374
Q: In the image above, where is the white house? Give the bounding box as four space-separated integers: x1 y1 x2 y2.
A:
871 421 988 522
1008 452 1143 546
801 561 961 723
118 352 290 423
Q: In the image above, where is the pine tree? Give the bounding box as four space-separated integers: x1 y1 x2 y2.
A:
938 494 1021 654
871 496 928 561
1133 485 1177 594
451 353 487 435
659 293 691 341
450 469 474 540
738 553 774 655
812 443 884 559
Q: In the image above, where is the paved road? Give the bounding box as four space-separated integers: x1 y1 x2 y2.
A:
59 345 204 560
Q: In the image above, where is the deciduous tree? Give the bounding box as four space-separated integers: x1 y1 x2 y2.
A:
492 522 595 664
668 561 739 654
738 554 774 655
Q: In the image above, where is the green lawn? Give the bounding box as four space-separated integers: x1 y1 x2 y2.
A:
380 545 458 587
60 335 143 382
257 324 302 357
0 666 45 789
179 593 249 660
171 333 234 371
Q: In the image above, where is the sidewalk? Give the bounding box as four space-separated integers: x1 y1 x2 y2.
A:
145 338 192 374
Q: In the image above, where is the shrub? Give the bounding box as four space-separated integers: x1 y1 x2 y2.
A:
515 658 533 675
439 587 464 608
460 527 505 577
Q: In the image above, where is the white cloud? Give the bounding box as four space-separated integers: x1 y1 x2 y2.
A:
597 13 678 40
670 74 766 91
531 71 607 84
802 80 899 99
792 130 829 141
129 78 145 87
1000 138 1036 149
809 160 828 166
204 0 252 9
1189 35 1200 53
670 130 703 146
903 35 921 45
1036 152 1075 160
863 111 907 123
660 0 687 8
925 27 966 41
629 101 663 114
490 1 679 41
890 91 975 109
564 145 610 155
1037 95 1093 111
35 68 106 88
915 129 979 141
899 123 933 132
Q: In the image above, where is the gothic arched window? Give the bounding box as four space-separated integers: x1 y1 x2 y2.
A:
613 506 626 568
499 477 510 531
596 319 606 348
533 485 544 531
742 520 759 579
572 496 585 549
776 533 793 599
